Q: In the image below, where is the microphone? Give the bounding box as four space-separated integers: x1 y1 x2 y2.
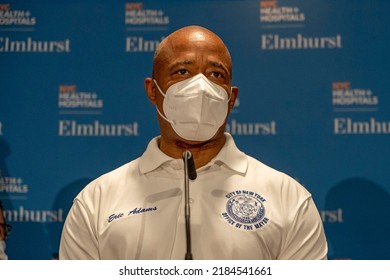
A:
185 151 197 180
182 150 197 260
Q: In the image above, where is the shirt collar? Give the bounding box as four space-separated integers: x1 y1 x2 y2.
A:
211 133 248 175
139 136 173 174
139 133 248 175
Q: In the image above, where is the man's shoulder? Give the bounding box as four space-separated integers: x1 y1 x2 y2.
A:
76 158 141 200
245 154 284 177
245 155 312 198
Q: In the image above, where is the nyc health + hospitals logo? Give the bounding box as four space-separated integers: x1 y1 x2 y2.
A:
58 84 103 110
0 176 29 199
0 3 71 53
125 2 169 26
222 190 269 231
332 81 378 108
332 81 390 135
0 3 36 26
259 0 305 24
57 84 140 137
259 0 342 51
0 123 29 200
124 2 168 52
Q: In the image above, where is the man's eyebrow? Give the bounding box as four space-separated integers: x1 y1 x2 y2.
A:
208 60 230 75
209 61 225 69
168 60 194 70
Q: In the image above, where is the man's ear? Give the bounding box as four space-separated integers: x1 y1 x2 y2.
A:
229 86 239 110
144 77 157 105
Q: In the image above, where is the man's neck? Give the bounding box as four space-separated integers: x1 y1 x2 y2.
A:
159 134 226 169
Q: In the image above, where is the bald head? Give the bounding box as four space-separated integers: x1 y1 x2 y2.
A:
152 26 232 79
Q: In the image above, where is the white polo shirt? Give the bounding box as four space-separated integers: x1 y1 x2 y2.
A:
59 133 327 260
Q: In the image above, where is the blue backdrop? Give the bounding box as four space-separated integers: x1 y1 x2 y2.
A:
1 0 389 260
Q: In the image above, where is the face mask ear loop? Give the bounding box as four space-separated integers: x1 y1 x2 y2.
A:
228 87 233 102
156 106 175 125
153 79 175 125
153 79 167 98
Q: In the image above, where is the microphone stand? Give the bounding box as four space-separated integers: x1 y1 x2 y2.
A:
183 150 196 260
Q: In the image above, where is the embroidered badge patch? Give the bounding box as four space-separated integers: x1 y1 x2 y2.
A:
222 190 269 231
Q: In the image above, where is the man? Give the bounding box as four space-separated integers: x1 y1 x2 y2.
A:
0 200 10 260
59 26 327 259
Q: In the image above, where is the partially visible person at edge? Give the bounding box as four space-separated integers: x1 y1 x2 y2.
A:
0 200 10 260
59 25 327 260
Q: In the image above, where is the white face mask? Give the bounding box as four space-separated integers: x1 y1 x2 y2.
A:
0 240 8 260
154 73 230 141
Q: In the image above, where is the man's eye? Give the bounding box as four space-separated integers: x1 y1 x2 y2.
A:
211 72 223 78
177 69 189 75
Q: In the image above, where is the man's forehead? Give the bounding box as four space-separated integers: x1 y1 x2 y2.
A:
153 27 232 76
188 31 207 42
166 40 230 61
165 28 226 52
